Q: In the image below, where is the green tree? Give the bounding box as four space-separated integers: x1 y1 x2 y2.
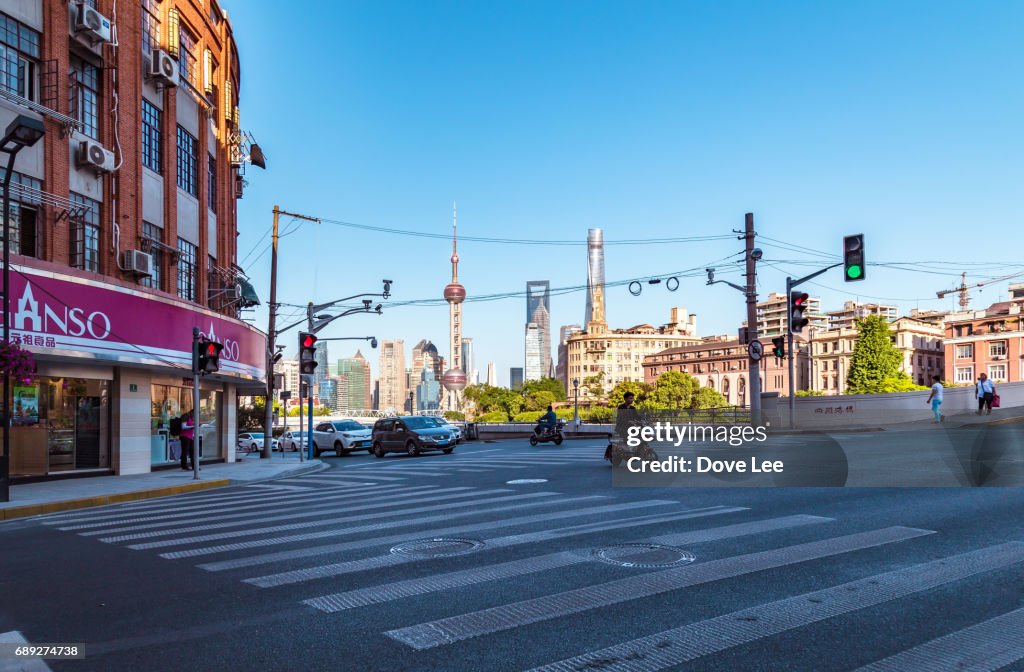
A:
846 315 912 394
524 390 557 412
582 372 606 399
608 381 651 408
796 389 825 397
237 396 282 431
520 378 567 401
691 386 728 409
443 411 465 421
649 371 699 409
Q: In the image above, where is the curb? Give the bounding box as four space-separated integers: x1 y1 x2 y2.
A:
0 479 230 521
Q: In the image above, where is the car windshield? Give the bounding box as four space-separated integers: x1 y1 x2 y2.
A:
333 421 363 431
248 433 264 438
403 417 439 429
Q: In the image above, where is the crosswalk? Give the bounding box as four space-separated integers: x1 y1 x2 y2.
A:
29 456 1024 671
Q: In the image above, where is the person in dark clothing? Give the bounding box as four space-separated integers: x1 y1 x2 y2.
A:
607 392 642 459
179 410 196 470
536 406 558 435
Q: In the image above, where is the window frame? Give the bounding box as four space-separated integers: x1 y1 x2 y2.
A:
141 221 164 291
142 99 162 173
989 341 1008 358
0 11 40 101
141 0 161 56
176 237 196 301
988 363 1007 382
70 55 100 139
955 344 973 359
69 192 101 273
176 125 198 196
954 366 974 384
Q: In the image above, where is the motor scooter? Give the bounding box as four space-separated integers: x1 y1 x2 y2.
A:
530 419 565 446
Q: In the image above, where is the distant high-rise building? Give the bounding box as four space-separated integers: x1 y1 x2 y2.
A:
277 359 301 401
826 301 899 331
314 341 329 386
525 281 551 381
337 351 372 412
510 367 524 390
585 229 605 326
486 362 497 387
377 339 406 412
441 204 468 409
416 367 441 411
556 324 583 390
317 379 338 412
461 337 476 385
412 339 442 379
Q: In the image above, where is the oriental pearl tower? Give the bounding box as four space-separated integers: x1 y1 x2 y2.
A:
441 203 467 410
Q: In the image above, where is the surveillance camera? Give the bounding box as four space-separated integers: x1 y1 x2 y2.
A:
375 304 383 314
362 299 372 308
750 248 763 261
370 338 378 349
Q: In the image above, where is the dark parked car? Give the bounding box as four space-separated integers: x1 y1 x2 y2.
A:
371 416 457 458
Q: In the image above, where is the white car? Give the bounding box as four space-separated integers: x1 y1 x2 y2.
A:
437 419 463 442
237 432 278 453
278 430 308 452
312 420 373 457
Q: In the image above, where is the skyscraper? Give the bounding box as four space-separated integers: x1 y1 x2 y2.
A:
556 324 583 390
377 339 406 412
486 361 497 387
441 204 468 409
461 336 476 385
337 351 372 412
314 341 329 387
510 367 524 390
416 367 441 411
585 228 605 326
525 281 551 382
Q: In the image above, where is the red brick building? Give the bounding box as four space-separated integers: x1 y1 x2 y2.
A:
944 300 1024 386
643 336 809 406
0 0 264 481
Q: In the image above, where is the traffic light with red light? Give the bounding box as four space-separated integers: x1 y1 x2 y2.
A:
299 332 318 375
789 291 810 334
843 234 865 282
771 336 786 359
195 339 224 374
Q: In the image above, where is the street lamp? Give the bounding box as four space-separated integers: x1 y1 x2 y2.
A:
1 115 45 503
572 378 581 426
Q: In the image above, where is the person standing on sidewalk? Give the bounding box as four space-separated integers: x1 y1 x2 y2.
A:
180 410 196 470
926 375 944 423
976 373 996 415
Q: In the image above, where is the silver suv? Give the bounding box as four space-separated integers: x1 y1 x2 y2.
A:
312 420 372 457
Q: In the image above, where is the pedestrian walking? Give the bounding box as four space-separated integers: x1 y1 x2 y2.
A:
926 375 944 423
180 410 196 470
976 373 996 415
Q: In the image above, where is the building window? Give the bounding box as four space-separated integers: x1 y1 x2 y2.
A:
141 222 163 291
990 341 1008 358
176 238 196 300
1 169 41 257
69 193 100 272
177 24 197 87
176 125 198 196
955 366 974 384
0 11 39 101
141 0 161 55
142 99 162 173
988 364 1007 382
70 56 100 139
955 344 972 359
207 154 216 211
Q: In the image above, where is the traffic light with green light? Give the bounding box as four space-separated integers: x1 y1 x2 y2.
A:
771 336 786 359
844 234 865 282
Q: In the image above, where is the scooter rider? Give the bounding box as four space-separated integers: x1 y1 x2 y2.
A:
606 392 641 459
535 405 558 436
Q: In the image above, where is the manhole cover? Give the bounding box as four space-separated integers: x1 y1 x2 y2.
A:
390 538 485 558
506 478 548 484
594 543 696 568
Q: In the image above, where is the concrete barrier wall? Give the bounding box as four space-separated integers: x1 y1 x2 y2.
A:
764 381 1024 429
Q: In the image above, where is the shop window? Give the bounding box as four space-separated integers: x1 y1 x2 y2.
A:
150 383 221 465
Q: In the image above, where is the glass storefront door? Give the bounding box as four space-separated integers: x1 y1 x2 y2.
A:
150 384 222 466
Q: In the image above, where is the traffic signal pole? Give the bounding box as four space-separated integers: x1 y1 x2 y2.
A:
743 214 762 426
786 263 842 428
191 328 201 481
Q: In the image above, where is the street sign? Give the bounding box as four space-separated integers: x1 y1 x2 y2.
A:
279 390 292 400
748 340 764 361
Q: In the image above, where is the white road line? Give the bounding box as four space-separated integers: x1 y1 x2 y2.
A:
303 514 825 612
96 487 490 542
196 497 669 571
164 494 611 560
385 526 936 650
852 606 1024 672
126 491 561 550
246 505 739 588
523 542 1024 672
0 631 54 671
310 474 409 481
55 483 418 531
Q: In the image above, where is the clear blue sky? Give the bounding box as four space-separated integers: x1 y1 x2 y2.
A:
227 1 1024 385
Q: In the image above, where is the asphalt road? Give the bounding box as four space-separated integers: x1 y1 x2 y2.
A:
2 435 1024 672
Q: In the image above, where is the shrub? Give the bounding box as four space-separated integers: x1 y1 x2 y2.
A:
582 406 614 422
476 411 509 423
513 411 543 423
443 411 465 421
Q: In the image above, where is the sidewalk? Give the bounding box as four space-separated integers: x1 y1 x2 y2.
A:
767 406 1024 435
0 451 325 521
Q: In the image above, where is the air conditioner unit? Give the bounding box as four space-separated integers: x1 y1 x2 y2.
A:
74 3 112 43
77 140 115 173
123 250 154 277
148 49 179 87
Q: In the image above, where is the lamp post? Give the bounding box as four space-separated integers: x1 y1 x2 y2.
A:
572 378 580 427
1 115 44 504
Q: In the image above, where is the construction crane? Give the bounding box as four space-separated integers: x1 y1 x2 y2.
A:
937 271 1024 309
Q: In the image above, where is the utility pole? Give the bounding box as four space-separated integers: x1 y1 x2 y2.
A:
263 205 319 459
743 213 762 426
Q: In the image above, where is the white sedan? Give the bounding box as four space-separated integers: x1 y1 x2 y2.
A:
278 430 308 452
437 419 463 442
237 432 278 453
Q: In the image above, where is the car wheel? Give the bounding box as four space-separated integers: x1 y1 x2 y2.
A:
373 442 384 458
334 441 349 456
312 442 320 458
250 442 258 452
442 447 453 454
406 441 419 457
